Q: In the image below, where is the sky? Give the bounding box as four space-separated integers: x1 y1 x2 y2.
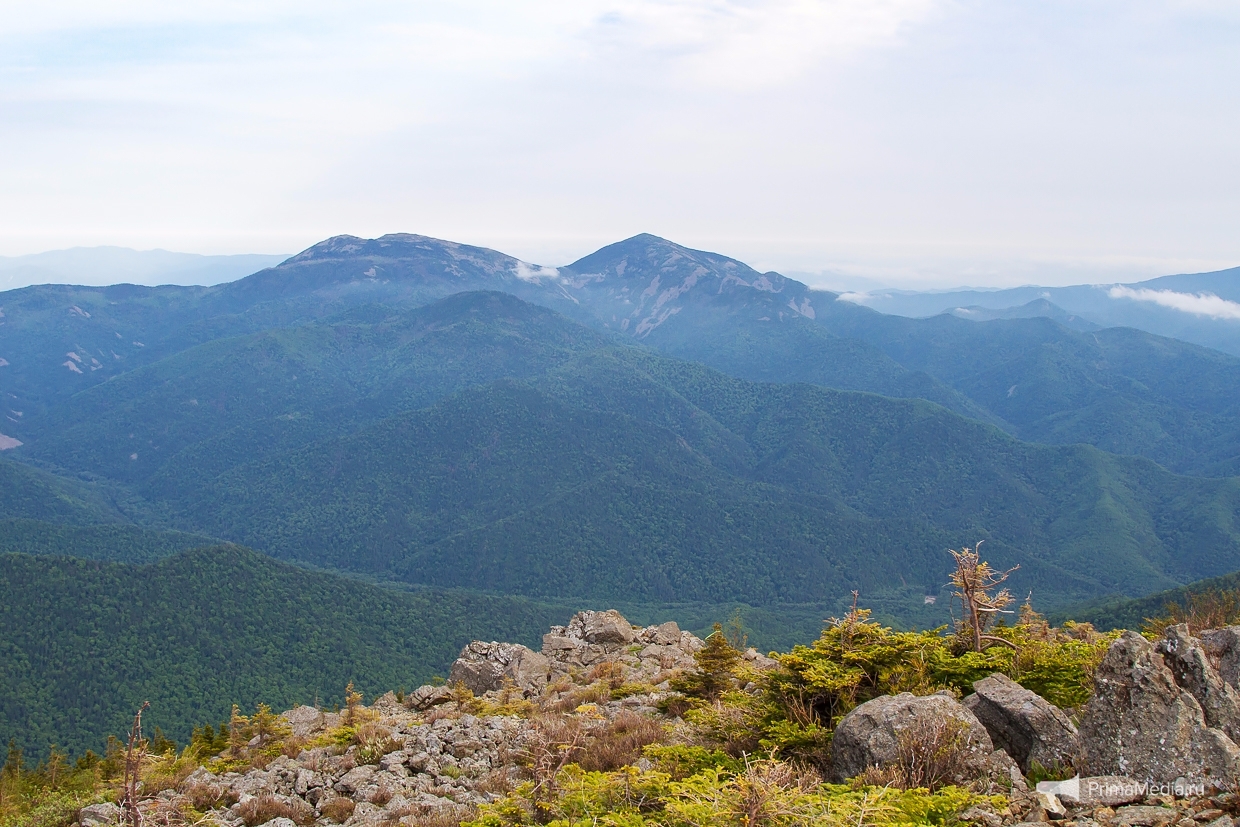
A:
1 1 1238 290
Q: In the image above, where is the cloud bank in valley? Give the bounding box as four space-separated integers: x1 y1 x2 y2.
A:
1108 286 1240 321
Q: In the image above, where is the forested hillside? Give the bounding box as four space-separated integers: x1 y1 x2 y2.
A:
0 545 572 758
163 348 1240 610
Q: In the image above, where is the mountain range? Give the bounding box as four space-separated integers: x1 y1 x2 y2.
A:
3 231 1240 759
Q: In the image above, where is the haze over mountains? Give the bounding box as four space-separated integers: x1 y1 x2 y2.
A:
3 231 1240 757
844 265 1240 357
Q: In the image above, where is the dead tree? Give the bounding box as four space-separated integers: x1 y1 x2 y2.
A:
949 542 1019 652
120 702 150 827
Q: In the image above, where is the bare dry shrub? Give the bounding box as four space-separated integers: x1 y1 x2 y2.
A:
236 793 315 826
182 780 224 811
577 711 665 772
281 735 308 758
320 796 356 823
425 704 462 724
890 715 973 791
371 785 395 806
474 767 518 796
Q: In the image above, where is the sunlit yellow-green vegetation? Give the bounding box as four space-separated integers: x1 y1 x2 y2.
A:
465 753 1001 827
681 603 1117 767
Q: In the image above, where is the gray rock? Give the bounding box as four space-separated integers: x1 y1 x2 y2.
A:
572 610 637 645
963 673 1077 773
1112 806 1179 827
280 705 324 739
335 764 378 794
1077 631 1240 786
448 641 550 696
1070 776 1147 807
1206 816 1235 827
828 692 1001 783
407 684 453 710
645 621 682 646
78 802 121 826
1157 625 1240 742
742 647 780 671
1203 628 1240 691
256 819 298 827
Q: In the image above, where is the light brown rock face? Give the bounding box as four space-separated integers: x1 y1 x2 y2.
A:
829 692 1014 783
1077 631 1240 786
963 673 1078 773
1202 627 1240 691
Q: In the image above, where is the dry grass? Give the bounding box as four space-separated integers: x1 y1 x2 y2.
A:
577 711 666 772
182 779 225 811
1144 588 1240 637
547 682 611 713
401 805 477 827
587 662 627 689
855 715 974 791
320 796 356 823
235 793 315 826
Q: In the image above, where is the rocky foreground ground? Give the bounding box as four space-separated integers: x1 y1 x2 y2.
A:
69 611 1240 827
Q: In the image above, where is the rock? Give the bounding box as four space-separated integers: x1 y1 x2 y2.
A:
78 802 121 826
828 692 1001 783
281 705 324 739
1070 776 1147 807
963 673 1078 773
336 764 378 794
1205 817 1234 827
742 647 780 671
1202 629 1240 692
1077 632 1240 786
257 819 298 827
1034 790 1068 818
645 621 682 646
1157 625 1240 743
960 806 1005 827
573 610 637 645
1113 806 1179 827
407 684 454 710
448 641 550 696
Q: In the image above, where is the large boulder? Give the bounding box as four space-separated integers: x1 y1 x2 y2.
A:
1157 624 1240 742
963 673 1077 773
448 641 550 696
829 692 1010 783
1077 631 1240 786
575 610 637 645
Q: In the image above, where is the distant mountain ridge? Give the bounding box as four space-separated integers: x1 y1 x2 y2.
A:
0 246 288 289
845 265 1240 356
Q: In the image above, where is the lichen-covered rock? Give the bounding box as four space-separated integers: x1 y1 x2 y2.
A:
1077 631 1240 786
828 692 1007 783
1159 624 1240 742
448 641 551 696
78 802 121 826
963 673 1077 773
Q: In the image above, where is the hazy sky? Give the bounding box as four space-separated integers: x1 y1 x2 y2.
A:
1 1 1237 289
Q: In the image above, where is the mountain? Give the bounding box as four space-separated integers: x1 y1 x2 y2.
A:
813 304 1240 476
946 298 1099 330
154 347 1240 611
842 265 1240 356
0 544 573 758
0 247 288 290
14 292 610 486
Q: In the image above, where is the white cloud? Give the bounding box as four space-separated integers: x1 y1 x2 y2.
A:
514 261 560 282
1108 286 1240 321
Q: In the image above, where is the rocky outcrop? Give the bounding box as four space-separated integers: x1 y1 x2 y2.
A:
963 673 1077 773
448 642 551 697
1202 627 1240 691
540 612 702 680
1157 624 1240 742
829 691 1015 783
1078 631 1240 786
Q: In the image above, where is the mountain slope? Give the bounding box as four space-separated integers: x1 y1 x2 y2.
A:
16 292 611 486
0 545 571 758
165 349 1240 610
